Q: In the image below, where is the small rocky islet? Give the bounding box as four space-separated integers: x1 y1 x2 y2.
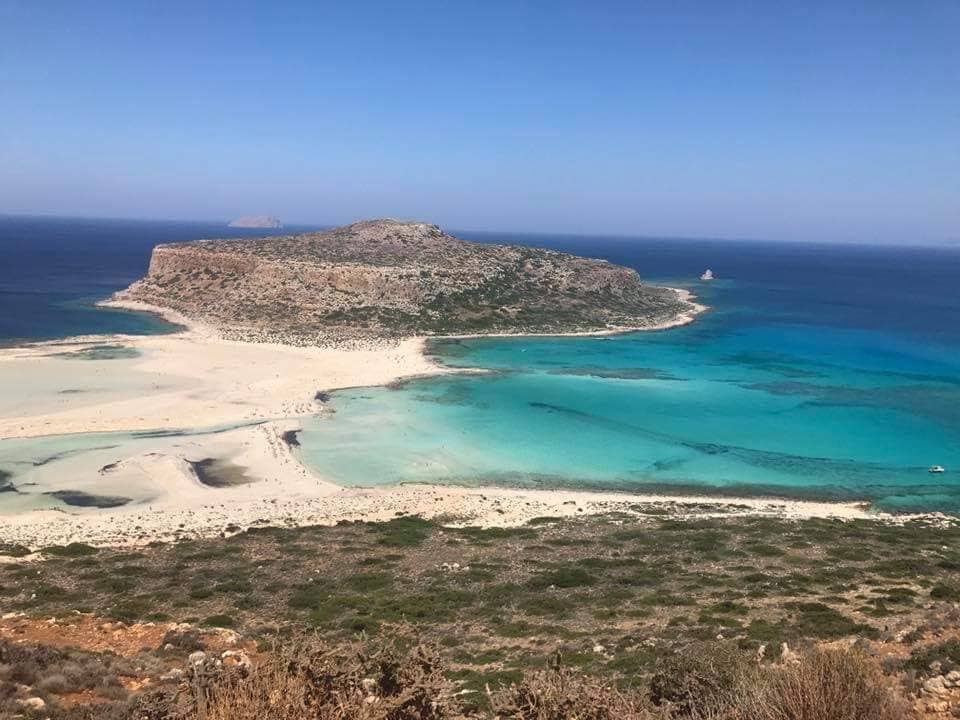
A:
226 215 283 228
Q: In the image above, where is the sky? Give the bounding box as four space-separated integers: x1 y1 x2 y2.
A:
0 1 958 244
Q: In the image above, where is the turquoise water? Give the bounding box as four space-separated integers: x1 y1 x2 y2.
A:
298 240 960 513
3 219 960 514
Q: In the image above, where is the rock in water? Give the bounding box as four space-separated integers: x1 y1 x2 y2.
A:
116 219 692 345
227 215 282 229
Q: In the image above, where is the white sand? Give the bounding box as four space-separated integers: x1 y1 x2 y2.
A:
0 292 919 549
0 321 441 440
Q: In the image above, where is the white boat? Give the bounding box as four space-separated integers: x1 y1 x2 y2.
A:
700 269 714 281
929 465 945 474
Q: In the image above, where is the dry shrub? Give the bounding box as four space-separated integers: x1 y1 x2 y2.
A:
737 647 914 720
192 654 310 720
649 641 755 719
647 642 913 720
132 636 914 720
157 632 458 720
491 651 656 719
491 653 655 720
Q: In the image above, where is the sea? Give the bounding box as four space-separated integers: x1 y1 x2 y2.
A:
3 215 960 512
0 215 319 343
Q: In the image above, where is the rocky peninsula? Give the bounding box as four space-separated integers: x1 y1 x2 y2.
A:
113 219 697 346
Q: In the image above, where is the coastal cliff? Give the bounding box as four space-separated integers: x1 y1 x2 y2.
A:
116 219 693 344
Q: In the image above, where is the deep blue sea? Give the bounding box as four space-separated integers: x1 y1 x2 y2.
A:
0 215 319 343
3 215 960 512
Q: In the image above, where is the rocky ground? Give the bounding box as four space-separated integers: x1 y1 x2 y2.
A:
3 511 960 717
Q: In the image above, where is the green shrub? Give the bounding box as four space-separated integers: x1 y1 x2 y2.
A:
365 516 432 547
930 582 960 601
528 567 596 589
0 543 31 558
202 614 236 628
43 542 98 557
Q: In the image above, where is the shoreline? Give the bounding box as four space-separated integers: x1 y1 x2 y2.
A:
97 297 212 338
0 469 946 551
3 285 933 549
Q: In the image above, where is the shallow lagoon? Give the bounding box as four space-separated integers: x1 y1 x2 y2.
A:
0 423 258 511
298 330 960 511
298 240 960 513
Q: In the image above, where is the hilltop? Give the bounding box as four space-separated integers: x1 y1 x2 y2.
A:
115 219 696 345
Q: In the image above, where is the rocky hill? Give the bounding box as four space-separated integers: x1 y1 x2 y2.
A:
116 219 693 345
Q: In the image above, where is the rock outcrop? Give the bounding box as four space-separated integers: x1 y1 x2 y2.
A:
116 219 691 345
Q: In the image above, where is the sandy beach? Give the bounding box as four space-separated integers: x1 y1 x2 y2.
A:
0 474 918 551
1 288 913 550
0 305 442 440
0 288 703 441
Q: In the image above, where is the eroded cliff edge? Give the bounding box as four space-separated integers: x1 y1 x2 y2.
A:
115 219 695 345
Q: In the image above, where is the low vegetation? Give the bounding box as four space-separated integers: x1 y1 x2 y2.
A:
3 511 960 716
130 634 909 719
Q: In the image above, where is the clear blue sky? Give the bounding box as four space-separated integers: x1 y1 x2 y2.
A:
1 1 957 243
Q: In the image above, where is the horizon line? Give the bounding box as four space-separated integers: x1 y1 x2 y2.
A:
1 209 957 250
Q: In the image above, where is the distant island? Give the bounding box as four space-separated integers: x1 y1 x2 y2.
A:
227 215 282 228
114 219 700 345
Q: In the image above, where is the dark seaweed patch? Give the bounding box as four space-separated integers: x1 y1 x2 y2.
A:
0 470 18 494
412 381 480 406
744 381 960 426
524 399 936 507
44 490 131 508
51 344 141 360
130 429 189 439
716 352 828 379
188 458 253 488
529 401 595 419
130 422 265 440
32 445 119 467
546 366 683 381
